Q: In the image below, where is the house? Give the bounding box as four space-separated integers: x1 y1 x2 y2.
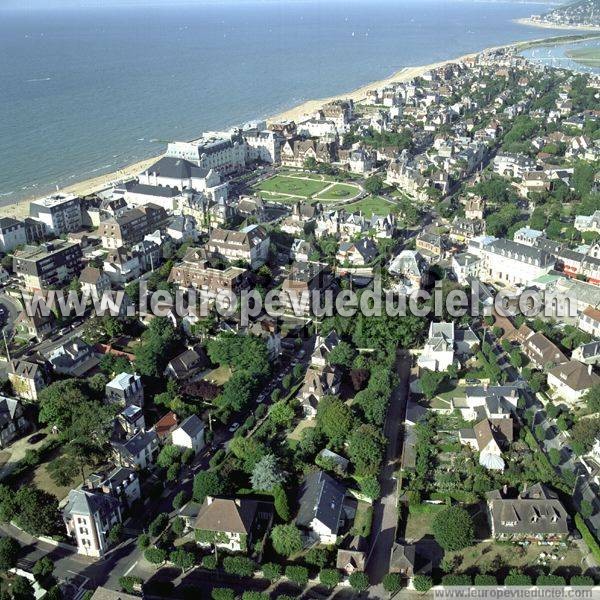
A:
457 385 520 422
465 196 485 220
317 448 349 475
389 543 416 578
486 483 569 541
311 331 341 368
547 361 600 405
207 225 270 269
171 414 205 455
575 210 600 233
46 338 99 377
459 418 513 471
153 411 179 443
111 429 159 470
86 466 141 510
450 217 485 243
0 217 28 253
280 138 337 168
194 496 274 552
579 307 600 338
7 359 46 401
572 340 600 366
522 332 568 370
417 322 455 372
79 266 111 298
62 488 122 557
416 231 444 261
336 537 367 574
300 366 342 417
451 252 481 285
336 238 378 266
389 250 428 292
280 262 334 316
90 587 141 600
98 204 169 249
113 405 145 438
290 239 314 263
0 397 29 449
296 471 353 544
15 309 56 342
103 248 141 285
105 372 144 408
164 346 209 382
167 214 198 243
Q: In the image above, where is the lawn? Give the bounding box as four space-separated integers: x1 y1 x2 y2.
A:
287 419 316 448
202 365 232 386
351 501 374 538
316 182 360 201
404 503 446 540
255 175 331 198
447 539 585 576
342 195 398 216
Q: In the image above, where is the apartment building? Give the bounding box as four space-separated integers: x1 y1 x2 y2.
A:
13 240 83 292
207 225 270 269
98 204 168 249
0 218 27 253
29 193 83 235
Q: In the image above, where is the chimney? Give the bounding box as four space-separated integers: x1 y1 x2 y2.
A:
589 364 593 376
502 484 508 496
206 496 214 505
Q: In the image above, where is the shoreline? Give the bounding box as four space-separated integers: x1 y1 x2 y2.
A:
5 32 600 220
514 18 600 32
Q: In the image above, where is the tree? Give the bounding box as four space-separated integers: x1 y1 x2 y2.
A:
305 547 330 567
269 401 295 429
327 341 356 369
273 485 291 521
504 569 532 586
46 454 79 487
349 571 370 591
285 565 309 586
474 574 496 585
223 556 255 577
536 574 566 586
262 562 282 582
148 513 169 537
135 318 182 377
251 454 285 491
365 175 384 195
11 487 59 536
170 548 195 572
12 576 35 600
316 396 354 447
360 475 381 500
212 588 236 600
173 491 188 510
144 547 167 564
319 568 341 589
32 557 54 584
157 445 181 468
432 506 474 551
202 554 217 569
584 383 600 412
571 575 595 586
271 523 303 557
571 417 600 455
107 523 124 545
119 576 143 594
172 516 185 537
420 369 446 400
581 500 594 520
382 573 402 593
229 437 267 473
413 575 433 592
137 534 150 549
193 470 229 503
347 424 386 477
0 537 19 572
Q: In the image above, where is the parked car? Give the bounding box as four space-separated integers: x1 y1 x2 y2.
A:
228 422 240 433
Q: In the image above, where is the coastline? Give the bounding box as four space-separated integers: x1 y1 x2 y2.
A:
5 32 600 220
514 18 600 32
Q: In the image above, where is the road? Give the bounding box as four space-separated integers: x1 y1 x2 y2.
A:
366 349 411 590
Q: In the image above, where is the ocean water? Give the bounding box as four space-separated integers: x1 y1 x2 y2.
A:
0 0 575 203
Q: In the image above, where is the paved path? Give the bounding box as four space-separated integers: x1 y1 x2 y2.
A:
367 350 411 591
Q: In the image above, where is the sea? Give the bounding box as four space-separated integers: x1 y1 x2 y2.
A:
0 0 582 204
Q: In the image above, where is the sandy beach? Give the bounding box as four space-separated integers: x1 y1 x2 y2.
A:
515 18 600 32
6 32 598 220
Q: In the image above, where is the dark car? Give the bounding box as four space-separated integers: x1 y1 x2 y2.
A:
28 432 47 445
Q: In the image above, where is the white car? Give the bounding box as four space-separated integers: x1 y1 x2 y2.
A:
228 422 240 433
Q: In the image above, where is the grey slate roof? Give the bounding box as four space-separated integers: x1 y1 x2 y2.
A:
177 414 205 439
296 470 346 533
146 156 210 180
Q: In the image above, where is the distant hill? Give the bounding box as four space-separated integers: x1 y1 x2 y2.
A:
540 0 600 27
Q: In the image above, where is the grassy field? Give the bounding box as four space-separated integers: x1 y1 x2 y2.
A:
316 182 360 200
566 46 600 67
202 365 232 386
342 195 398 216
405 503 446 540
255 175 331 198
287 419 316 448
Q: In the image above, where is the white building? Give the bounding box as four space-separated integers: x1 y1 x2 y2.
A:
171 414 205 455
62 489 122 558
105 372 144 408
451 252 481 285
482 239 554 288
243 128 283 164
547 361 600 405
418 322 455 372
0 218 27 253
29 193 82 235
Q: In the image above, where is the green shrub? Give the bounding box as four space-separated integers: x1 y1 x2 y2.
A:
285 565 309 586
442 574 471 586
173 491 188 510
148 512 169 537
222 556 255 577
119 576 143 594
144 547 167 564
571 575 595 586
575 513 600 564
319 568 341 588
262 562 282 581
242 593 268 600
413 575 433 592
474 574 496 586
383 573 402 593
137 534 150 549
212 588 235 600
504 570 532 586
202 554 217 570
536 574 566 586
